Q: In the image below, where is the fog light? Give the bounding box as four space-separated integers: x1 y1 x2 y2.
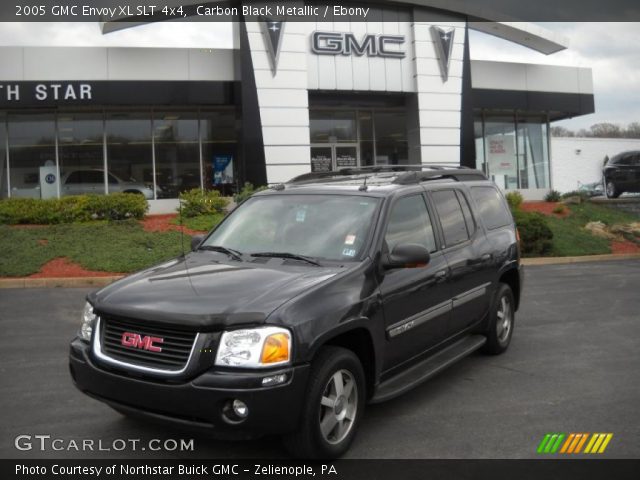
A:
232 399 248 418
261 373 288 386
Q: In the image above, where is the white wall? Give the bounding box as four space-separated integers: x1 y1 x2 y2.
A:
551 137 640 193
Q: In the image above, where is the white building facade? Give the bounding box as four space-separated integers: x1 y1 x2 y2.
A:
0 3 595 211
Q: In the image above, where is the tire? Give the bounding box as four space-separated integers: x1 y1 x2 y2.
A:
605 179 621 199
482 283 515 355
283 346 365 459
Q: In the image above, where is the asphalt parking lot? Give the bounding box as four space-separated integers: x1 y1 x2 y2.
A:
1 260 639 459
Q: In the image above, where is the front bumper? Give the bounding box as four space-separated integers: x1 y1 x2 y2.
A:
69 338 310 438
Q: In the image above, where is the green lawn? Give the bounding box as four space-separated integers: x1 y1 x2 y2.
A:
0 220 188 277
545 202 639 257
169 213 225 232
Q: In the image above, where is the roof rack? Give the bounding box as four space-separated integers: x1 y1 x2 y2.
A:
287 165 486 185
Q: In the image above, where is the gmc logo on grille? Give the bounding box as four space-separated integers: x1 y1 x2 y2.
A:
120 332 163 352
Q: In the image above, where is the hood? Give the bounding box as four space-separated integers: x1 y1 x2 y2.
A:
90 252 343 330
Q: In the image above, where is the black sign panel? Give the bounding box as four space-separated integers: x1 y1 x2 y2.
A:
311 150 332 173
0 81 237 108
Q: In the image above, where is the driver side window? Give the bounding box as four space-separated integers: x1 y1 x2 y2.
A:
385 194 437 253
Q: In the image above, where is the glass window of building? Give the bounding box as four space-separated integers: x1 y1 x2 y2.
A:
153 112 199 198
201 110 238 193
310 110 357 143
0 116 7 199
359 111 375 167
482 115 518 190
474 116 485 175
58 113 105 196
106 112 154 200
8 113 56 199
373 111 408 165
517 116 550 189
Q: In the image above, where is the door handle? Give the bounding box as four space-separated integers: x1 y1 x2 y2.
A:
434 270 447 280
481 253 492 261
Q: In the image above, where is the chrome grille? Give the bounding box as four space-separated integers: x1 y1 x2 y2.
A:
99 316 197 371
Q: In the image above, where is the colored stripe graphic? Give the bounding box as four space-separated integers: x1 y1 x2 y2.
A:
584 433 613 454
537 433 565 454
539 433 613 454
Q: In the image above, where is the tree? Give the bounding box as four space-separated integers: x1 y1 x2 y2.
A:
589 122 622 138
624 122 640 138
550 126 575 137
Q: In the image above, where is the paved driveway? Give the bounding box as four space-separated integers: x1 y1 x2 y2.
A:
1 260 639 458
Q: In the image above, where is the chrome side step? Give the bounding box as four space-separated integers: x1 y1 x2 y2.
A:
370 335 486 404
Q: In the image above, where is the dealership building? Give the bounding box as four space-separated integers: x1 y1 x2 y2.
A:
0 2 595 211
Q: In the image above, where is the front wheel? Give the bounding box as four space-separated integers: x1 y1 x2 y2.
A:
283 346 365 459
483 283 515 355
605 180 621 199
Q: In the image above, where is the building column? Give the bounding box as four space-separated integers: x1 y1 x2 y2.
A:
243 14 311 184
412 11 466 167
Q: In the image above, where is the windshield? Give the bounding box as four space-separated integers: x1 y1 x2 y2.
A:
202 194 380 262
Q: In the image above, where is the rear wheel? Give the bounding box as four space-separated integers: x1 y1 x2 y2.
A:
483 283 515 355
283 346 365 459
605 179 621 199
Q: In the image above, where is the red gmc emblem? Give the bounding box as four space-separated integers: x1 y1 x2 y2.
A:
120 332 164 353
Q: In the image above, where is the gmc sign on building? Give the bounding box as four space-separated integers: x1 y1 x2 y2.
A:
311 31 406 58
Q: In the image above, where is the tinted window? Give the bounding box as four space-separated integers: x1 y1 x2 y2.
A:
432 190 469 247
456 190 476 236
470 186 512 230
83 171 104 183
65 171 82 184
108 174 119 185
620 155 633 166
385 195 437 253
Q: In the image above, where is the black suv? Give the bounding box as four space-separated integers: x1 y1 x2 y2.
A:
603 151 640 198
69 166 523 458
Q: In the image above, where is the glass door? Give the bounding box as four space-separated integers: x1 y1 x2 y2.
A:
310 144 359 173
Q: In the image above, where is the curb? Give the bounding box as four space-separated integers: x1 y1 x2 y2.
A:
521 253 640 266
2 253 640 287
0 276 124 289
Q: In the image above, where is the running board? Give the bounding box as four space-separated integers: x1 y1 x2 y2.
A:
370 335 486 404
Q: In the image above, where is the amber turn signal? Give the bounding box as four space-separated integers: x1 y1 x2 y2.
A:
260 332 290 364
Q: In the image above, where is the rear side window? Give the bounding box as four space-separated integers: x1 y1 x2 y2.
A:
456 190 476 236
431 190 469 248
470 186 512 230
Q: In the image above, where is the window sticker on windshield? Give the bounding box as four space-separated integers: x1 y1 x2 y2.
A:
295 209 307 222
342 248 356 257
345 234 356 245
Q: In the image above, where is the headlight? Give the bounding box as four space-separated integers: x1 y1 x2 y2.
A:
79 302 96 342
215 327 291 368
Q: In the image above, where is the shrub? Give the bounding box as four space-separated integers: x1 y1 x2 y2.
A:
234 182 268 204
544 190 562 202
561 190 590 202
512 210 554 256
178 188 229 218
505 191 524 211
0 193 147 225
552 204 566 215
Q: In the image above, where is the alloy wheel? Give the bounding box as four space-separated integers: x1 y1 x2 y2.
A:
318 369 358 445
496 295 512 343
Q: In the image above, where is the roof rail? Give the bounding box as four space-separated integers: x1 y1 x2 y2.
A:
287 164 476 184
393 169 487 185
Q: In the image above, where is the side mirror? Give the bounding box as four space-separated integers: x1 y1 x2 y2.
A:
191 234 205 252
383 244 430 269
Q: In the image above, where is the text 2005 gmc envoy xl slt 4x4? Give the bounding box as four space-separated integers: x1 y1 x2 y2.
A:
69 165 524 458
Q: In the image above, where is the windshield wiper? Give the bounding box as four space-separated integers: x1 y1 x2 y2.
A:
198 245 243 261
251 252 321 266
